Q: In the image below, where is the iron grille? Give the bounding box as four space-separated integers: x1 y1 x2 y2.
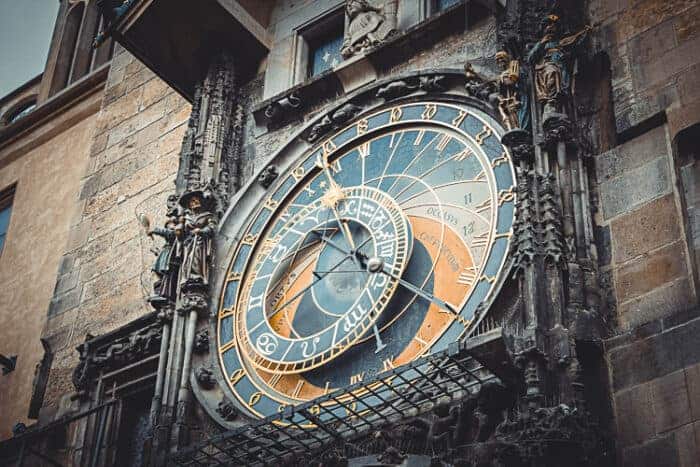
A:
172 341 496 466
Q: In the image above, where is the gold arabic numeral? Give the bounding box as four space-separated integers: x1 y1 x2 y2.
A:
421 103 437 120
457 266 477 286
291 380 305 398
455 315 470 327
291 166 305 182
475 125 492 145
309 404 321 416
499 188 515 205
350 372 365 385
323 139 337 156
242 233 258 245
263 198 279 211
481 274 496 284
436 134 451 152
454 149 473 161
452 110 468 127
414 129 425 146
304 184 316 196
227 271 242 282
230 369 245 385
249 392 262 406
472 232 489 248
382 358 396 372
474 198 491 213
390 106 403 122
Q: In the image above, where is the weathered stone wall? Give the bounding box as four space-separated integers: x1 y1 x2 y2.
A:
589 0 700 464
40 46 190 419
0 99 98 439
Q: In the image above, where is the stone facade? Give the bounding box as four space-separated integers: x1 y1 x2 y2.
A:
41 46 189 417
0 0 699 465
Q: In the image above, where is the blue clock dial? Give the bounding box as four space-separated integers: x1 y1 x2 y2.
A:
216 101 516 421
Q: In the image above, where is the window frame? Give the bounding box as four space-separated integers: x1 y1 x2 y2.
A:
293 7 346 84
0 185 16 257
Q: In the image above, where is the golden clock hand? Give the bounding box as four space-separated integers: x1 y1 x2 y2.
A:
375 262 459 316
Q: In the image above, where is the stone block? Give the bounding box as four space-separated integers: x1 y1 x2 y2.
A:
615 241 687 302
623 433 681 467
615 85 679 135
595 125 668 182
609 317 700 391
667 96 700 141
619 278 694 330
651 370 692 432
635 36 700 91
140 78 170 110
675 423 700 467
595 224 612 266
78 174 101 200
54 269 80 296
611 194 681 264
47 288 81 317
686 362 700 421
618 0 697 40
615 382 655 446
599 156 670 220
628 19 678 65
57 254 76 276
675 4 700 43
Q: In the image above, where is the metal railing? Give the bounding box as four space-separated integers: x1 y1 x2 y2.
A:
172 342 496 466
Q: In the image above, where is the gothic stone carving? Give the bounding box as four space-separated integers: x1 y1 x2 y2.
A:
177 189 218 293
216 398 239 421
341 0 398 59
195 366 216 390
264 92 301 123
305 103 362 143
148 195 181 307
258 165 279 189
193 328 209 355
72 324 162 392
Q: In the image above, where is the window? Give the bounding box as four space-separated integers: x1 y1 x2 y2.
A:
293 10 345 82
6 101 37 124
428 0 462 15
0 187 14 255
309 32 344 77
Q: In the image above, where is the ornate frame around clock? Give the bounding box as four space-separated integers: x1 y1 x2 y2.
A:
190 69 518 428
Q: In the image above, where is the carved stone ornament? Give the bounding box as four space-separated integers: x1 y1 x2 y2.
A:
305 103 362 143
341 0 398 59
264 92 301 123
258 165 279 189
193 328 210 354
216 398 238 421
195 366 216 390
72 324 162 392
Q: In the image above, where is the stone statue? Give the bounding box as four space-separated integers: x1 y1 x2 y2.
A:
527 15 592 118
177 189 217 291
341 0 398 59
149 194 181 304
494 50 531 132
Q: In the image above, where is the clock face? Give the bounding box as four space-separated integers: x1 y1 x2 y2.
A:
216 101 515 421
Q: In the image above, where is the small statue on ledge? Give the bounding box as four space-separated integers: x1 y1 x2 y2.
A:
341 0 398 59
177 188 218 292
527 14 592 120
147 195 181 306
494 50 531 134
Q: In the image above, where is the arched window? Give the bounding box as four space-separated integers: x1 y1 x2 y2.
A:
50 2 85 96
1 97 38 126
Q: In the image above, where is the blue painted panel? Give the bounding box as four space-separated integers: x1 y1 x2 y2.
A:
310 34 343 77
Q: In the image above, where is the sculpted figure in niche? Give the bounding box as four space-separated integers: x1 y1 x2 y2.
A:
149 194 181 304
178 189 217 291
527 15 591 118
341 0 398 59
494 50 531 133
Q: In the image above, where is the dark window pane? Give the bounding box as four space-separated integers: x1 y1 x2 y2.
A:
0 233 5 252
0 205 11 234
310 33 344 77
436 0 461 11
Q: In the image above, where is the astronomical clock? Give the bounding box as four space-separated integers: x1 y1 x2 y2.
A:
213 98 516 423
